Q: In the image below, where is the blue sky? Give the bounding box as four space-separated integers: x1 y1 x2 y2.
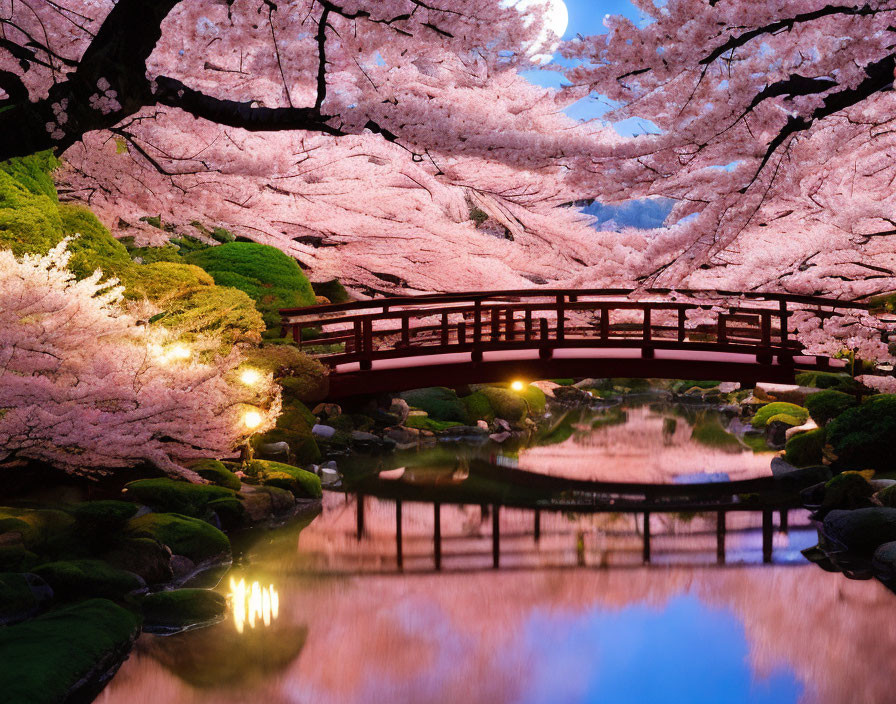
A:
521 0 659 135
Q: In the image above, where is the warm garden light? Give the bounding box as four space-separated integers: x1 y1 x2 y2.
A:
239 368 262 386
228 577 279 634
511 380 526 392
243 409 263 430
167 344 191 361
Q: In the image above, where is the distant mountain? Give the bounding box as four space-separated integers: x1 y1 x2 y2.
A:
577 198 676 231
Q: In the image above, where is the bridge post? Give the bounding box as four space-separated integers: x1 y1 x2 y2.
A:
642 512 651 563
434 502 442 571
441 313 449 346
458 321 467 347
718 314 728 344
600 305 609 340
534 509 541 544
779 508 789 533
760 311 772 347
400 314 410 347
356 494 365 541
396 500 403 571
352 320 362 355
505 309 515 340
642 306 654 358
716 510 726 564
677 308 686 343
492 504 500 569
490 306 501 342
762 509 773 563
779 300 789 344
525 309 533 341
473 301 483 362
539 318 552 359
556 295 565 342
361 319 373 371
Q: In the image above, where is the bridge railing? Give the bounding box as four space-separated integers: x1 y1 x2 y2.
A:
280 288 867 369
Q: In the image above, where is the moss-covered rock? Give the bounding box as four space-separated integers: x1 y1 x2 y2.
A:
827 394 896 471
461 391 495 422
805 390 857 426
123 478 238 519
784 427 826 467
876 484 896 508
141 588 226 634
0 598 141 704
245 460 322 499
477 386 529 423
311 278 351 304
67 500 139 527
0 507 76 554
400 387 469 423
820 472 876 512
126 513 230 563
690 417 742 452
32 558 144 600
102 537 173 586
404 415 464 432
0 544 39 572
253 401 321 465
0 572 53 625
750 402 809 428
794 371 859 392
185 242 316 334
190 459 242 491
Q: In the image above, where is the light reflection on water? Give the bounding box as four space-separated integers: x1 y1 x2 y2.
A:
228 578 279 634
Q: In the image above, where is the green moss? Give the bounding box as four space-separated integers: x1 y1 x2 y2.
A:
877 484 896 508
405 415 464 432
0 545 39 572
765 412 805 427
67 500 139 527
794 371 858 392
185 242 316 333
190 459 241 491
0 507 75 552
821 472 875 511
784 428 826 467
122 261 214 300
58 203 133 281
126 513 230 562
805 390 858 426
129 244 183 264
245 460 322 499
32 558 144 600
141 589 226 633
400 387 469 423
0 573 41 624
311 278 352 304
123 478 237 518
0 167 64 256
253 401 321 464
827 394 896 470
478 386 528 422
242 344 329 404
0 599 142 704
751 402 809 428
741 433 772 453
461 392 495 422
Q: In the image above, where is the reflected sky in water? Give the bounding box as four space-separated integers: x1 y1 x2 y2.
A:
519 595 800 704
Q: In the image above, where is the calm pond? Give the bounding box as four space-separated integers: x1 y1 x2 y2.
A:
100 397 896 704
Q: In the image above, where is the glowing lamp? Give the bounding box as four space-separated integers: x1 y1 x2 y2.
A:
169 344 191 360
510 380 525 392
243 409 263 430
240 368 262 386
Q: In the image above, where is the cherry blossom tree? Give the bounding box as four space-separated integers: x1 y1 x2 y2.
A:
560 0 896 296
0 238 280 479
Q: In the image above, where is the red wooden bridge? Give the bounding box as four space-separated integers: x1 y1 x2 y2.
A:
280 289 864 399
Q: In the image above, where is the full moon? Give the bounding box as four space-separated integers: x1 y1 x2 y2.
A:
508 0 570 64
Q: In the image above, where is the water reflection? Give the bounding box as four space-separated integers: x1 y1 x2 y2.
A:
228 578 279 634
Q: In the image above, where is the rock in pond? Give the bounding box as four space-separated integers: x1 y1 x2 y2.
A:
32 559 146 600
872 541 896 584
141 588 227 635
122 478 238 519
389 398 410 423
312 424 337 438
102 536 174 586
823 507 896 555
0 572 53 625
0 598 141 704
126 512 231 565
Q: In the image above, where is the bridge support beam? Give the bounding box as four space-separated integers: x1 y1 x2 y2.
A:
434 502 442 571
396 500 403 571
642 512 651 563
534 509 541 544
716 511 726 564
779 508 789 533
492 504 500 569
762 509 774 563
356 494 364 541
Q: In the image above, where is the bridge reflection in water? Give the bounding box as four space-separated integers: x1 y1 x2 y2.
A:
280 288 861 398
296 461 821 574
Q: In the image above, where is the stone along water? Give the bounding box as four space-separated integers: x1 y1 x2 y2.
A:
100 397 896 704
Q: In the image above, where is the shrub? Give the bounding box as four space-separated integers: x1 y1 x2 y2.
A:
827 394 896 470
190 459 241 491
821 472 876 511
784 428 826 467
245 459 322 498
795 371 858 392
186 242 316 333
751 402 809 428
311 278 351 304
242 344 329 404
805 390 857 426
461 392 495 422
